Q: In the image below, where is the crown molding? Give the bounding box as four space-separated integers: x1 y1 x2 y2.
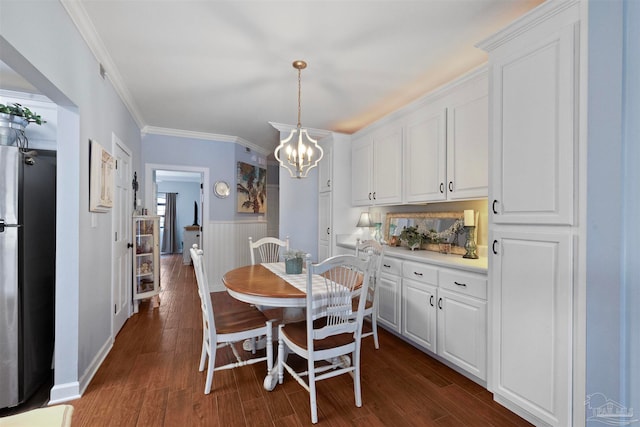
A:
142 125 271 156
60 0 146 129
268 121 332 140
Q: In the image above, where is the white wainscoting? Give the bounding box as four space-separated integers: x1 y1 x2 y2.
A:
205 220 268 291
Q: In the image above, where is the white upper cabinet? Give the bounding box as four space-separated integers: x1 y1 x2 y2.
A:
351 124 403 206
404 106 447 202
486 13 576 225
403 68 488 204
351 135 374 206
372 126 403 205
446 81 489 200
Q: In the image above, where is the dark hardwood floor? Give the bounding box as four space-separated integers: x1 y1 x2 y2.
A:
68 254 532 426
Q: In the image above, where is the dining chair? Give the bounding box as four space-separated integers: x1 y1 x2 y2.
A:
354 238 386 349
190 245 273 394
277 253 373 424
249 236 289 264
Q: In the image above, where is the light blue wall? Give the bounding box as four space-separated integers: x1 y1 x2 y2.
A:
142 134 268 223
157 180 201 253
586 0 624 409
0 1 143 398
586 0 639 420
142 134 234 221
278 146 319 260
622 0 640 416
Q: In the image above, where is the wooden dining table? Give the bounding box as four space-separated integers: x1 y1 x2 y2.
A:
222 262 364 390
222 263 308 309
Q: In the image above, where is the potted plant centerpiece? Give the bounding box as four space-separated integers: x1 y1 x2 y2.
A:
399 226 423 251
283 249 305 274
0 103 46 147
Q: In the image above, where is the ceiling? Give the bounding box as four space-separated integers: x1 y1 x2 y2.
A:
3 0 543 154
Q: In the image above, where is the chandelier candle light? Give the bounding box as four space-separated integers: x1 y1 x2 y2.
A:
274 60 324 179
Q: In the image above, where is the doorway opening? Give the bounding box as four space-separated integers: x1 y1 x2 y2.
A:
144 164 209 258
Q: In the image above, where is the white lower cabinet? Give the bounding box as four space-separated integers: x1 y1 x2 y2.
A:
398 260 487 381
377 257 402 333
490 228 572 426
402 262 438 352
437 269 487 381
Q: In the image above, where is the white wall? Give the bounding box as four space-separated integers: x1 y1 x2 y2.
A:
1 1 143 402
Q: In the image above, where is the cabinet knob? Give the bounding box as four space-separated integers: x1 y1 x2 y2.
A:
383 264 391 269
492 240 499 255
413 271 423 277
440 183 444 193
326 228 330 235
492 199 499 214
448 181 453 192
429 295 434 307
127 243 133 249
327 179 331 187
368 192 372 200
454 281 467 287
373 192 376 200
438 297 443 310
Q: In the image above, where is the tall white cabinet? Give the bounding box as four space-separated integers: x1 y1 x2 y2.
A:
317 133 355 261
478 2 580 426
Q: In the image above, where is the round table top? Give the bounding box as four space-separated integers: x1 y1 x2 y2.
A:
222 264 307 308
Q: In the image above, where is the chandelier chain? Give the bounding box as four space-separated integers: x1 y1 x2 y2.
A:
297 67 302 128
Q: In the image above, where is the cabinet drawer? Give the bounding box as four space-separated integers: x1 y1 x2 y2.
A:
439 269 487 300
380 257 402 276
403 261 438 284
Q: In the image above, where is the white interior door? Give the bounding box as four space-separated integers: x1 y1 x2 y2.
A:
112 136 132 336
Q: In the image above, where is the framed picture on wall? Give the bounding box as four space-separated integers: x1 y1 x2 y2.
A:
236 161 267 214
89 139 114 212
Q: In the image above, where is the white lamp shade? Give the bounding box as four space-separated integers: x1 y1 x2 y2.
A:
356 212 371 228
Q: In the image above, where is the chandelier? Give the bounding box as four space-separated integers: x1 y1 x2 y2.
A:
274 60 323 179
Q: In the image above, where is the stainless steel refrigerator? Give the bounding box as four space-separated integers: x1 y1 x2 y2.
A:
0 145 56 409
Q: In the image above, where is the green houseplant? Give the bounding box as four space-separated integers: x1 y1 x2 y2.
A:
0 103 46 125
0 103 46 147
399 226 423 251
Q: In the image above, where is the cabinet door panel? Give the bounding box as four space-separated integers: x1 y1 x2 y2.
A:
491 24 575 225
491 229 572 426
447 94 488 200
318 143 332 193
404 107 446 202
351 137 373 206
377 273 401 333
437 288 486 380
317 192 331 260
402 279 437 352
373 127 403 205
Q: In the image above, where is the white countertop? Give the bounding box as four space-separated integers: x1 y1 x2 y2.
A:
336 239 488 274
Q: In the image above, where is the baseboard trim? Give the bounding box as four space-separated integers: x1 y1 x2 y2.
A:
78 338 113 395
48 381 80 405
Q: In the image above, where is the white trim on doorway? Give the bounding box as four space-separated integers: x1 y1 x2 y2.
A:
144 163 210 252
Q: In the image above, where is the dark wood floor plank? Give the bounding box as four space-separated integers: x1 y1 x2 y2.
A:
68 254 531 427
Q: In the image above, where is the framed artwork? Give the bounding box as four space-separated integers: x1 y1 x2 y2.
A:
89 139 115 212
236 161 267 214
